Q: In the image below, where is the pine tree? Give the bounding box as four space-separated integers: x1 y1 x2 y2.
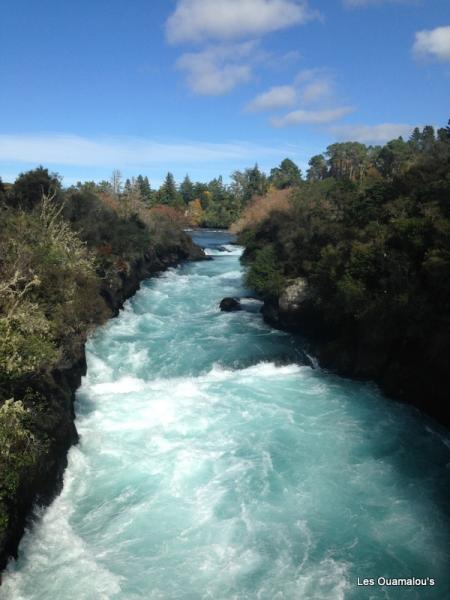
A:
269 158 303 189
159 172 180 206
180 175 195 204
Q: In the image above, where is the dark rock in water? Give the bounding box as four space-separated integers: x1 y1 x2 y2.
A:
220 297 241 312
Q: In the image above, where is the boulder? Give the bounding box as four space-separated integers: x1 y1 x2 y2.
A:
220 297 241 312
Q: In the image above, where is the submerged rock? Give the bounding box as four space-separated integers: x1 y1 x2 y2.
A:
220 297 241 312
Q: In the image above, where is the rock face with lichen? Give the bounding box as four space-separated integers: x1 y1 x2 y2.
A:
262 278 318 333
278 278 309 314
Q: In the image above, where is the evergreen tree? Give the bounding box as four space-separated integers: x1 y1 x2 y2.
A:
136 175 152 202
376 138 413 178
409 127 422 151
269 158 303 189
158 172 181 206
13 166 61 210
307 155 328 181
231 164 268 205
421 125 436 152
180 175 195 204
124 178 132 195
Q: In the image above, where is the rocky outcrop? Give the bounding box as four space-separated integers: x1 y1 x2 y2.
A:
220 297 241 312
0 235 205 575
262 278 323 335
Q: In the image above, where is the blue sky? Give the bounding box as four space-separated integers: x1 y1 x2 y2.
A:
1 0 449 186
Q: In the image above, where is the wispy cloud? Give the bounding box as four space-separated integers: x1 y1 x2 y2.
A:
176 42 257 95
271 106 354 127
166 0 316 44
0 133 301 168
329 123 415 143
413 25 450 63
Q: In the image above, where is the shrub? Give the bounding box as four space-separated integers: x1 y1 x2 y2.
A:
0 399 47 532
245 245 284 298
230 188 292 234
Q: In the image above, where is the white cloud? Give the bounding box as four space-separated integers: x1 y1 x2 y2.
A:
246 85 297 111
166 0 315 44
413 26 450 62
271 106 354 127
176 42 257 95
300 79 332 103
246 69 334 113
329 123 415 143
0 133 297 168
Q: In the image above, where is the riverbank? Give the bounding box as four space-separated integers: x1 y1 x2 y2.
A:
0 228 205 576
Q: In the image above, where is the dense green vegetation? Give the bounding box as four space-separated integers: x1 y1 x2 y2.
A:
238 123 450 423
0 168 199 541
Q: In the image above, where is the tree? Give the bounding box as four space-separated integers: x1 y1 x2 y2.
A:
376 138 413 178
193 182 210 209
98 180 113 193
158 172 181 206
122 177 144 217
307 155 328 181
180 175 196 204
326 142 368 181
269 158 302 189
124 178 132 195
409 127 422 151
136 175 153 203
13 166 61 210
420 125 436 153
186 198 204 227
0 177 6 204
110 169 122 196
231 164 268 205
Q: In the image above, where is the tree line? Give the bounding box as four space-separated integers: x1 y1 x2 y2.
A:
65 157 303 229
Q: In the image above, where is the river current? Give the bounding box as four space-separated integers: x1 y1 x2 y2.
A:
2 231 450 599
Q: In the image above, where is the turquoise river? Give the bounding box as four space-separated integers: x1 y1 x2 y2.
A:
2 231 450 599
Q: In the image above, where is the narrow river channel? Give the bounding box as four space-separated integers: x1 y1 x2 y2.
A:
3 231 450 600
